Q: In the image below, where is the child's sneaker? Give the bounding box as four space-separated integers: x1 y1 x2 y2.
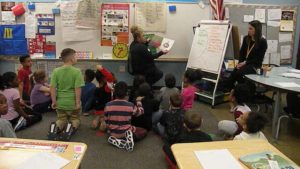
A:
14 116 27 131
47 122 59 140
59 122 75 141
108 136 126 149
125 130 134 151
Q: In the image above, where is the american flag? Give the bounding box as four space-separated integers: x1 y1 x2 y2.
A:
210 0 225 20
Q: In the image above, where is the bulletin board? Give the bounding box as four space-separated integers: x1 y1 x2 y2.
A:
225 4 298 65
0 2 210 59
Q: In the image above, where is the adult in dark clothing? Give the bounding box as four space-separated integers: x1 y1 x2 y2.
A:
129 26 167 86
226 20 268 89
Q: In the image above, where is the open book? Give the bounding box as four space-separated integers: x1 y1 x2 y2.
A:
240 151 299 169
144 34 174 53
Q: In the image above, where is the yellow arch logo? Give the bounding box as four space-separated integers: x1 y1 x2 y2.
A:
4 28 13 39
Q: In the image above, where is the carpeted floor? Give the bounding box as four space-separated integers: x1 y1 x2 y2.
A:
16 102 220 169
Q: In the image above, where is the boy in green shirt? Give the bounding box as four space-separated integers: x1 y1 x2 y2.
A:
50 48 84 140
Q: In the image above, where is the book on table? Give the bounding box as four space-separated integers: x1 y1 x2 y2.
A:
240 151 299 169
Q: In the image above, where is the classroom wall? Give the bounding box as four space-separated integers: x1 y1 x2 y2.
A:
243 0 300 67
1 0 299 86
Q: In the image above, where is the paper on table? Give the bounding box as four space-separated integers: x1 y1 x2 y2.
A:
275 82 300 87
194 149 243 169
267 21 280 27
243 15 254 22
159 38 174 51
1 11 15 22
279 33 292 43
255 9 266 23
268 9 281 21
224 0 242 3
12 152 70 169
281 73 300 79
280 45 291 59
266 40 278 54
288 69 300 74
270 53 281 66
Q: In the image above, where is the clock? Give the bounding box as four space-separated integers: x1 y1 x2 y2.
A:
112 43 128 59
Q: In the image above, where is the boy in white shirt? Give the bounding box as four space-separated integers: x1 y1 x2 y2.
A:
234 112 267 140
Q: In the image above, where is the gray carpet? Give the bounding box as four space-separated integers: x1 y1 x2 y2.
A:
16 102 219 169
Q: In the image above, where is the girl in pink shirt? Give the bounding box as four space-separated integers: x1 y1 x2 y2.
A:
181 69 202 110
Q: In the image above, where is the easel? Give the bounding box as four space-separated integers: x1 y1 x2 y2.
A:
187 20 232 107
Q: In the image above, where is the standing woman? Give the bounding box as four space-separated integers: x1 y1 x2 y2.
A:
227 20 268 89
129 26 167 86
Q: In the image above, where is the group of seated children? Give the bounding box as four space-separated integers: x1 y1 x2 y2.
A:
0 48 269 168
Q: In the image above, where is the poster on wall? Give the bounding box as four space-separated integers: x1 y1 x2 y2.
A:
1 2 15 11
44 41 56 59
25 13 37 38
100 3 129 46
1 2 16 23
280 10 295 32
36 14 55 35
28 35 46 55
135 3 166 32
60 1 95 42
76 0 98 29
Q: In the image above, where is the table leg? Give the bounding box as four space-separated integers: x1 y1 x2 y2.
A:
272 90 282 138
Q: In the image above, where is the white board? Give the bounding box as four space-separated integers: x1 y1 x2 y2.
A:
187 22 230 73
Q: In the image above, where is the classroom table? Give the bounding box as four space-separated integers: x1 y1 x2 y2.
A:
0 137 87 169
171 139 297 169
245 67 300 138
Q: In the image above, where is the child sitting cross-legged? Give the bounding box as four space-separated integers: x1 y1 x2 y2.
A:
218 83 251 139
234 112 268 140
105 81 147 151
155 92 185 144
163 110 212 166
30 70 52 114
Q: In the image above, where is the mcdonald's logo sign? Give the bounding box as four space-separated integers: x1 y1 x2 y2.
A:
4 28 13 39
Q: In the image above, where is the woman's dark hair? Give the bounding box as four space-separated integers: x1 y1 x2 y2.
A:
249 20 262 45
184 69 203 84
2 72 17 88
138 82 152 97
165 73 176 88
114 81 128 99
233 84 251 105
246 112 267 133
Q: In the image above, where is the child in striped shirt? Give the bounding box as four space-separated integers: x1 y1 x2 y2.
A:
104 81 147 151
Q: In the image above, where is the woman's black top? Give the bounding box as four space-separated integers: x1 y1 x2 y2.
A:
129 40 164 74
239 36 268 68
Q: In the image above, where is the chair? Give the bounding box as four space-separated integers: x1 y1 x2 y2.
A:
247 64 279 113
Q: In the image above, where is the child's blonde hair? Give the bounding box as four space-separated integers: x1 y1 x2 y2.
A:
184 110 202 130
33 70 46 83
